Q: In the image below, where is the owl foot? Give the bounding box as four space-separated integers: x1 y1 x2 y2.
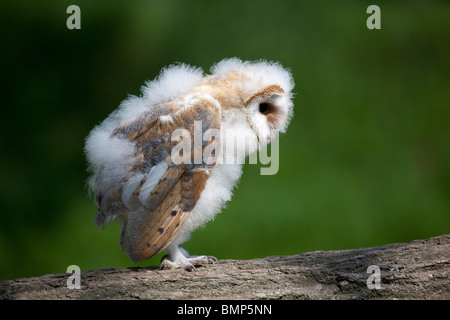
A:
159 247 217 271
160 255 217 271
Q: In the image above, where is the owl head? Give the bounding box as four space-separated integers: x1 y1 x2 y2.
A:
206 58 295 161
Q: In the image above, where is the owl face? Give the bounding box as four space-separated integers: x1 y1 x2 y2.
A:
244 84 292 147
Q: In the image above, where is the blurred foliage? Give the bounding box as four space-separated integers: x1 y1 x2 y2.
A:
0 0 449 281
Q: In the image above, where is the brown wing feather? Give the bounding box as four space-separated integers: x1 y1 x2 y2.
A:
115 97 221 263
129 171 208 262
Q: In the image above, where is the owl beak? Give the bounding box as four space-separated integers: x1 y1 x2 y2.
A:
264 130 276 145
243 108 261 147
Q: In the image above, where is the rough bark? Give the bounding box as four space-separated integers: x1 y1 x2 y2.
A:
1 235 448 300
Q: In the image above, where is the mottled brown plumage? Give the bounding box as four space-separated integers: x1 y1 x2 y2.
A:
112 97 221 262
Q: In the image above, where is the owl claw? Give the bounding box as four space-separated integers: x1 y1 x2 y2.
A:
159 254 217 271
189 255 218 266
159 259 198 271
185 263 197 272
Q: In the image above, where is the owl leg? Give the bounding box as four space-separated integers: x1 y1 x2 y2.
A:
159 245 217 271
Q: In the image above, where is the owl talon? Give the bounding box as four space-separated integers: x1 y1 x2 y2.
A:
198 255 218 264
185 264 197 272
208 256 218 264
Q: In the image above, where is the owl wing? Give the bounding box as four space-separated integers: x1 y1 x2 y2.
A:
112 96 221 263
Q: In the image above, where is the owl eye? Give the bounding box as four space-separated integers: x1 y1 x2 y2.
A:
259 103 270 115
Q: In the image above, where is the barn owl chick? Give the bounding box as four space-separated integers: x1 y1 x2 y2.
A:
85 58 294 271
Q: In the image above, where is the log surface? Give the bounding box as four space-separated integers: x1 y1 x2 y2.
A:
1 234 448 300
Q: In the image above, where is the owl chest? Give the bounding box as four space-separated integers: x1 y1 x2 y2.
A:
183 163 243 231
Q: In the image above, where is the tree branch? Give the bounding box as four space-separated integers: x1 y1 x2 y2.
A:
1 235 449 300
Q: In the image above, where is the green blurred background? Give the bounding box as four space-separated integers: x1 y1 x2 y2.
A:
1 0 449 281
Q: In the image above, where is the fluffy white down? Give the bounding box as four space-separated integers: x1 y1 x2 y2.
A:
84 126 135 192
141 63 204 106
170 163 243 246
211 57 295 99
85 63 205 194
